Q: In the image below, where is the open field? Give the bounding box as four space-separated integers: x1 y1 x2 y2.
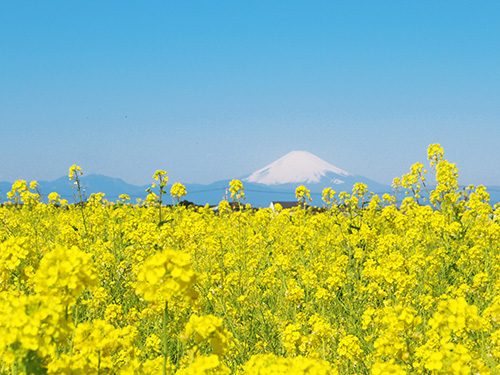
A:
1 145 500 374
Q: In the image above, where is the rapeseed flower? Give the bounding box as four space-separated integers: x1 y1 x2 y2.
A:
136 248 199 307
1 144 500 373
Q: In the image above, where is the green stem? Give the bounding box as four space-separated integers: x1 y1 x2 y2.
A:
159 193 162 224
163 301 168 375
73 174 89 246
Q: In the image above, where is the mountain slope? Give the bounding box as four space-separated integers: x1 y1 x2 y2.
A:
245 150 351 185
240 151 391 206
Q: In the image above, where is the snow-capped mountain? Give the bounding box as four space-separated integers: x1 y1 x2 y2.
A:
245 151 351 185
237 150 392 206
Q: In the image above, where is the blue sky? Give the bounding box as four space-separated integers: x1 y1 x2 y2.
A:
1 1 499 187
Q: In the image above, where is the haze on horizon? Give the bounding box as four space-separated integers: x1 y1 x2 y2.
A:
1 1 499 187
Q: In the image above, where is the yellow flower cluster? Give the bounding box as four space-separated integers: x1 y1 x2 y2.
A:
295 185 312 205
1 144 500 374
229 179 245 203
34 244 98 305
182 314 234 356
171 183 188 204
136 248 199 307
242 353 335 374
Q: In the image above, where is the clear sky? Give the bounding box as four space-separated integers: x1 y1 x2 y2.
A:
1 1 499 187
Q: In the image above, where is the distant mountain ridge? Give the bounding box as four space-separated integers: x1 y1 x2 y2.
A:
2 151 500 207
0 174 151 202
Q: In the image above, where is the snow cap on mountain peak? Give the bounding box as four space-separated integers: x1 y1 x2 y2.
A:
244 150 351 185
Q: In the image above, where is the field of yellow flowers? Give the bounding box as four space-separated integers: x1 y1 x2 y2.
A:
1 144 500 374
